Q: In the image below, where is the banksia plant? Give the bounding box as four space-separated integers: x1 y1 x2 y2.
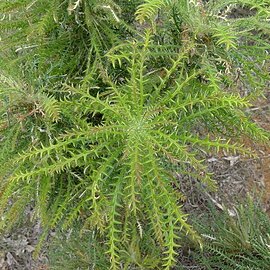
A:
0 0 122 83
137 0 270 95
1 30 269 268
0 1 269 269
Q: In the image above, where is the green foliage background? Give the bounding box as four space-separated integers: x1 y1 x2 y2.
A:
0 0 269 268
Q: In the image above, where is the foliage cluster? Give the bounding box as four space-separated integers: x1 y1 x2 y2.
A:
48 199 270 269
0 0 269 268
193 198 270 269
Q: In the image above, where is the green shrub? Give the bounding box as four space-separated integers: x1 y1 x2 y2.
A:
192 198 270 269
0 1 269 269
137 0 270 96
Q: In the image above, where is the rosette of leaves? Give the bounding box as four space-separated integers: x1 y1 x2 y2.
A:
0 31 268 269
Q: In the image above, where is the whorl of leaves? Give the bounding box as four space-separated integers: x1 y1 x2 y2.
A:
0 1 269 269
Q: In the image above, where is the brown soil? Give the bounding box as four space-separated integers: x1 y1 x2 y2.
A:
249 95 270 212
